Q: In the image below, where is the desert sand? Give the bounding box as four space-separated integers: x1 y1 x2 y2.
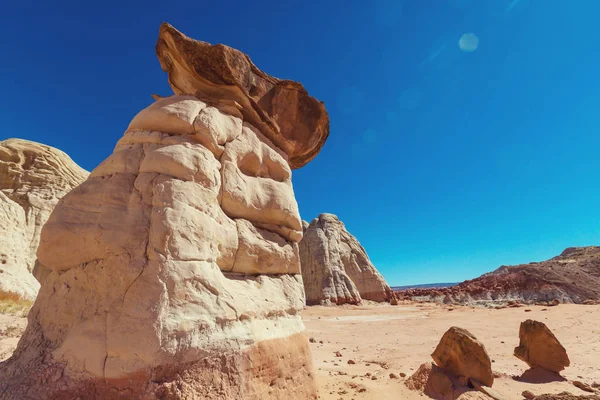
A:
0 303 598 398
304 303 600 399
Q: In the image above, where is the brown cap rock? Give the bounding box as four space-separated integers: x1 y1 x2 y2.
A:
514 320 570 373
156 23 329 169
431 326 494 387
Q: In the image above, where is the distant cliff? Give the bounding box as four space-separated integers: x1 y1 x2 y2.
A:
396 247 600 305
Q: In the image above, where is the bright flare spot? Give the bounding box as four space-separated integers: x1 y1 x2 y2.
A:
458 33 479 52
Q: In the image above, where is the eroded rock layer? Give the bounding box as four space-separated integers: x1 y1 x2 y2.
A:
0 139 88 299
299 213 393 305
0 97 319 398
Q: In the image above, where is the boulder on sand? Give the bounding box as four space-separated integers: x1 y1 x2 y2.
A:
0 23 329 399
514 319 570 373
431 326 494 387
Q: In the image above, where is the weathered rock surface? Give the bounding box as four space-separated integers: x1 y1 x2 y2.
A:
405 362 491 400
156 23 329 170
431 326 494 387
396 247 600 305
514 319 570 373
0 23 329 399
299 213 393 305
0 139 88 299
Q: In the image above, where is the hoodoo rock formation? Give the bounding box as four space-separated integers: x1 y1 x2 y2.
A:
0 139 88 299
0 23 329 399
299 213 393 305
396 246 600 305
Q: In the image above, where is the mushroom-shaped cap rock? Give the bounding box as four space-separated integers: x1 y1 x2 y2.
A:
156 22 330 169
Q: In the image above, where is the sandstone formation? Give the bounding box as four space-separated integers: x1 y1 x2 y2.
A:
156 23 329 169
0 23 329 399
299 213 393 305
514 319 570 373
431 326 494 387
0 139 88 299
396 247 600 305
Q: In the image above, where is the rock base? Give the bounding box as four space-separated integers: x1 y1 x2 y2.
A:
0 333 316 400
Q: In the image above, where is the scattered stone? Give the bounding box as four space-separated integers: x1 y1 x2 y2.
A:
309 337 316 343
514 320 570 373
471 379 508 400
583 300 600 305
389 373 398 379
525 309 532 312
573 381 595 393
523 390 536 399
431 326 494 386
530 392 600 399
347 359 356 365
335 351 343 357
371 376 377 380
399 372 406 378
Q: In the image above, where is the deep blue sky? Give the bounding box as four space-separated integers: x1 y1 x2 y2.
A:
2 1 599 285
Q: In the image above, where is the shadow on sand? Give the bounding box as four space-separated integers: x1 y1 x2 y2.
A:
514 367 566 384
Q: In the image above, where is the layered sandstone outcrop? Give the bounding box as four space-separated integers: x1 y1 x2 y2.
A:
514 319 570 373
299 213 393 305
0 23 328 399
396 246 600 305
0 139 88 299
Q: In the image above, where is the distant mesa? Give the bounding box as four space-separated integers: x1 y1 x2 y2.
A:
395 246 600 306
0 139 88 300
299 213 394 306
